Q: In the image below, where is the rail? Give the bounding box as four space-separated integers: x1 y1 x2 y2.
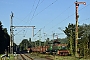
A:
20 54 33 60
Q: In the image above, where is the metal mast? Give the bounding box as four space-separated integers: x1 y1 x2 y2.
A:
75 1 86 57
10 12 35 54
10 12 14 54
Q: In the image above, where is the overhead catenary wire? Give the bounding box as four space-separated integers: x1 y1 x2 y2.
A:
43 3 74 29
14 0 45 26
79 17 90 24
34 0 58 17
34 3 73 37
39 0 44 5
32 0 59 36
28 0 41 24
13 0 36 38
12 0 59 42
14 1 90 42
13 0 37 39
29 1 90 39
20 0 40 38
27 0 58 25
14 0 36 25
46 3 90 32
23 0 41 38
24 0 45 25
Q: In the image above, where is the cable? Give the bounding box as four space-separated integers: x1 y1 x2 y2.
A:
34 28 42 36
19 0 40 38
35 0 58 17
23 0 41 37
46 3 90 32
27 0 58 25
31 0 58 37
79 17 90 24
14 0 36 26
23 0 45 25
29 0 41 24
34 3 74 36
13 0 36 38
14 0 58 36
43 3 74 29
14 28 26 36
39 0 44 5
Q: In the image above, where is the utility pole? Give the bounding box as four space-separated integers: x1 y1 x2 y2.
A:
10 12 35 54
43 33 46 46
10 12 14 54
11 26 35 53
39 29 41 46
53 33 55 40
75 1 86 57
32 27 34 37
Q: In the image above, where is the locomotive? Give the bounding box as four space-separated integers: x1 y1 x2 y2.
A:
46 40 70 56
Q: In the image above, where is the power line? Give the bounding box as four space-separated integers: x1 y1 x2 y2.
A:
31 0 58 36
79 17 90 24
14 0 58 32
23 0 41 37
24 0 45 25
39 0 44 5
35 0 58 17
28 0 58 24
43 3 74 29
34 28 42 36
14 0 36 25
34 2 73 36
28 2 90 40
46 3 90 32
29 0 41 24
14 1 45 36
13 0 36 38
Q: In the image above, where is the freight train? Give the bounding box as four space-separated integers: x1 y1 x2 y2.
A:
27 40 70 56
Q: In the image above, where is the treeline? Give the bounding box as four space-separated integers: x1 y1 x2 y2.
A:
0 21 10 54
19 38 50 51
0 20 90 58
19 23 90 58
19 38 67 51
64 23 90 58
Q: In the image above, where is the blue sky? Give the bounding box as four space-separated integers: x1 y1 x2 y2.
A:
0 0 90 45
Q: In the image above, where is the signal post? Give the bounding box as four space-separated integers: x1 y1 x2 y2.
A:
75 1 86 57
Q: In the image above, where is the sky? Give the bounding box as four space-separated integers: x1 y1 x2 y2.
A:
0 0 90 45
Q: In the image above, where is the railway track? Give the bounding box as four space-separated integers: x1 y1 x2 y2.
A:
20 54 33 60
19 53 54 60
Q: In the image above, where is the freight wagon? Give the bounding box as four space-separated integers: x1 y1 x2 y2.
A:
30 46 49 53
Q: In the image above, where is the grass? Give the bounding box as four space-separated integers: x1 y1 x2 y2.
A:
54 56 90 60
55 56 79 60
9 54 15 60
29 53 90 60
0 54 15 60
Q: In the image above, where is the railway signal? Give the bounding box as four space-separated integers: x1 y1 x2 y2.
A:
74 1 86 57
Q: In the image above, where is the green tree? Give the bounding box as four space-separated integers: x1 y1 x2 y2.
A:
63 23 85 56
64 23 90 57
64 23 75 55
19 39 29 51
0 21 10 54
78 24 90 58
